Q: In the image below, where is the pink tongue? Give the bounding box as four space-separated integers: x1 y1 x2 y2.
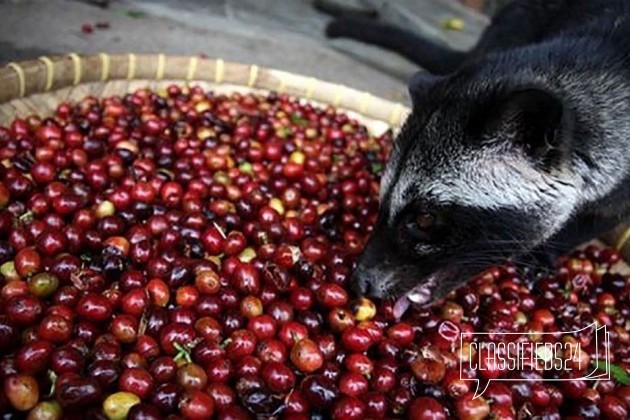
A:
392 285 433 319
393 296 411 319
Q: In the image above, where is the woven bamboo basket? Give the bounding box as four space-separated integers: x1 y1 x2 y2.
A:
0 53 409 136
0 53 628 264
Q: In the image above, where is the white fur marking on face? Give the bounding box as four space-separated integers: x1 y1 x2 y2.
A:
387 150 580 234
379 162 396 201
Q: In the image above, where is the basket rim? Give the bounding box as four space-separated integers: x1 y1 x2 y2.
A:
0 53 412 128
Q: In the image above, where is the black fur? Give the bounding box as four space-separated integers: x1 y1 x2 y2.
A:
327 16 466 74
333 0 630 302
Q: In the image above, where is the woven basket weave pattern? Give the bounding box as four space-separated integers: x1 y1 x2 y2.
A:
0 54 409 135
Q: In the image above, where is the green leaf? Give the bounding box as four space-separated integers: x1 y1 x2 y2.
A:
593 360 630 386
370 162 384 175
290 114 308 127
109 5 147 19
441 17 465 31
238 162 253 174
276 126 293 138
126 10 147 19
610 364 630 385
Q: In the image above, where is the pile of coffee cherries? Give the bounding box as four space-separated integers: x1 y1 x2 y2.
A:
0 85 629 419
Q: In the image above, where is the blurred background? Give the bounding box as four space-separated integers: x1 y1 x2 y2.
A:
0 0 505 103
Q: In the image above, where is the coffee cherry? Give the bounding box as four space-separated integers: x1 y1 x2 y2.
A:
600 395 628 419
410 352 446 384
103 391 141 420
332 395 365 419
341 327 373 352
351 298 376 321
176 363 208 391
127 404 162 420
456 393 490 420
119 368 153 399
76 293 112 322
387 322 414 346
291 338 324 373
14 248 41 278
26 400 63 420
179 390 215 419
4 374 39 411
301 375 339 408
55 377 102 408
0 85 626 418
339 372 369 397
261 361 295 392
27 273 59 298
409 397 447 420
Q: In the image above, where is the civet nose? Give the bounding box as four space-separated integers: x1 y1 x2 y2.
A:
350 265 386 299
350 269 370 297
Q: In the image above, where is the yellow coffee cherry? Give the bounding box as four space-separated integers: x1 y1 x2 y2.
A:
103 392 141 420
353 297 377 321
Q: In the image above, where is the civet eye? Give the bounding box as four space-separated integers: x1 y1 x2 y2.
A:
401 210 438 243
415 212 435 231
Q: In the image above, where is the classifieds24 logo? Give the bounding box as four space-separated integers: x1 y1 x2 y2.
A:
459 323 628 399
